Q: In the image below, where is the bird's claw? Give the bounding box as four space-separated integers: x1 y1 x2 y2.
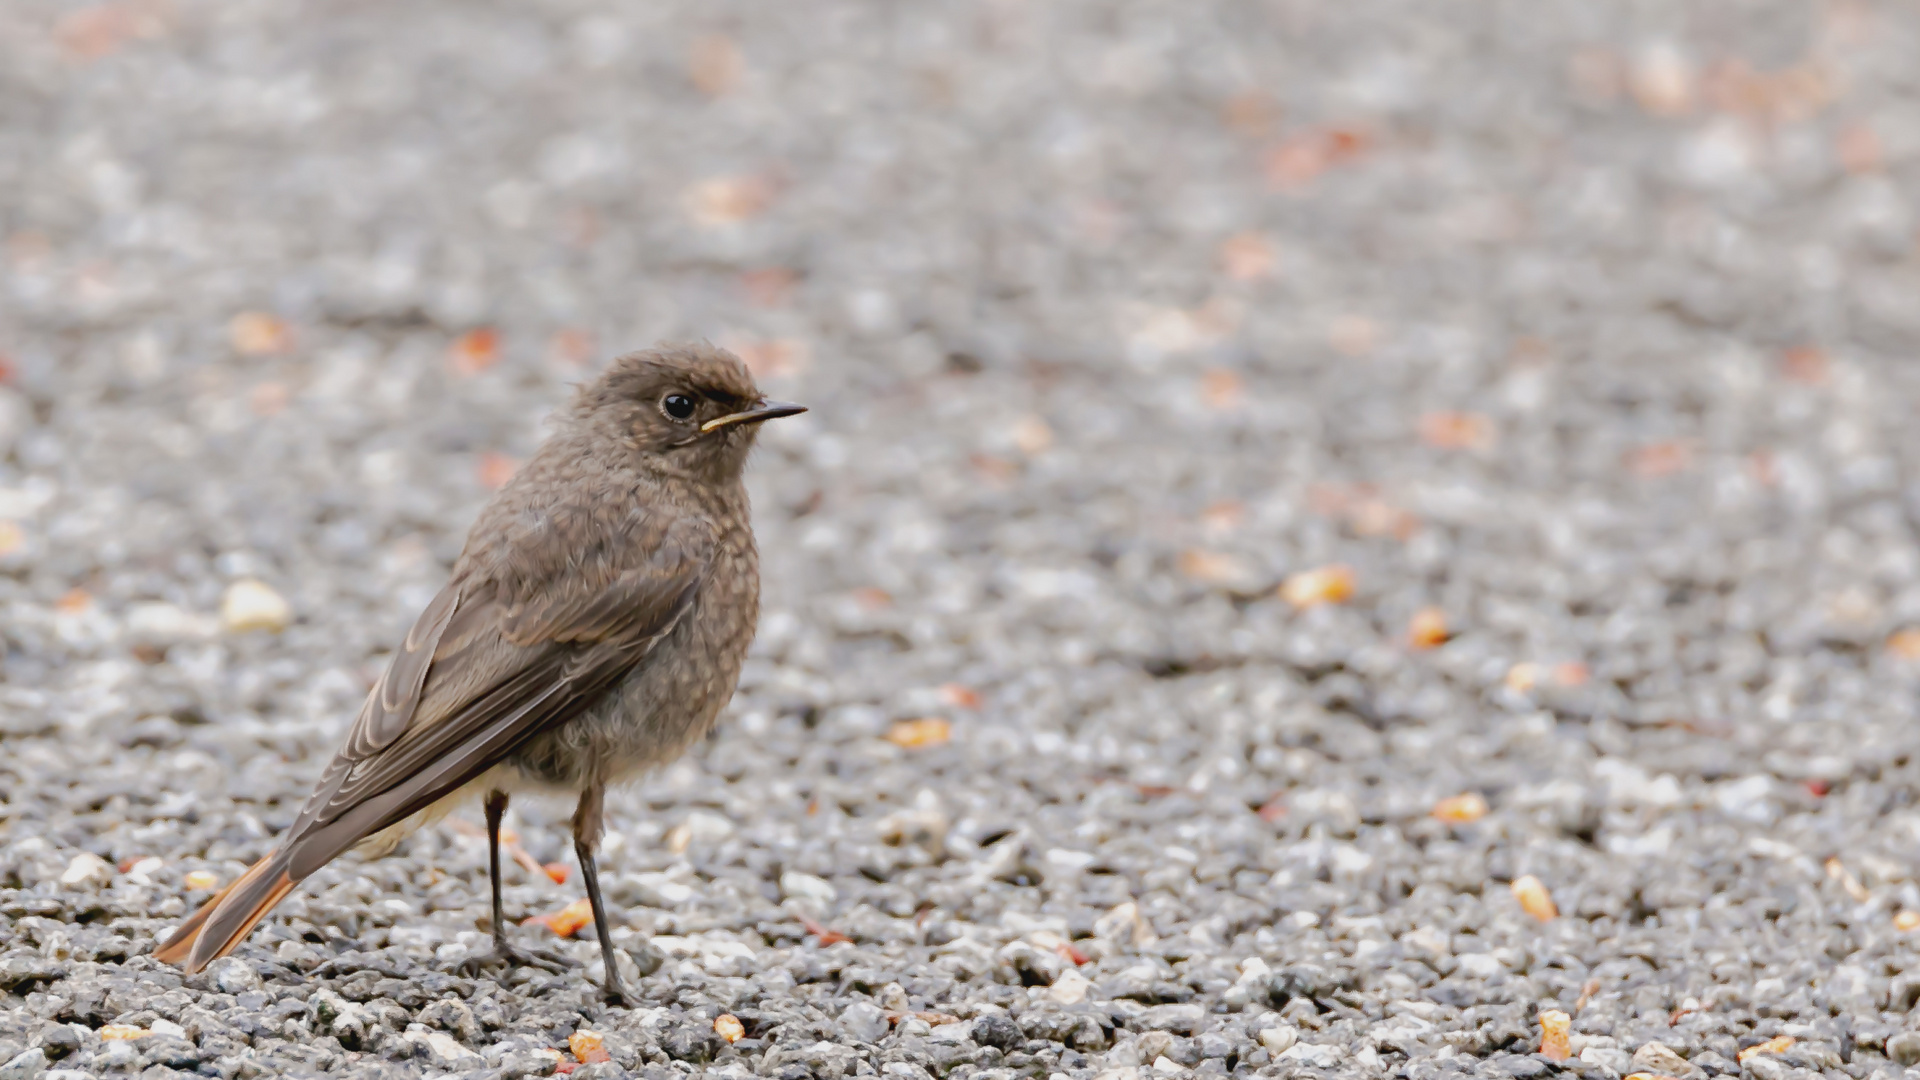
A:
600 974 631 1006
453 939 574 977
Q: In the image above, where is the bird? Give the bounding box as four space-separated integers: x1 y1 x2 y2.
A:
155 343 805 1002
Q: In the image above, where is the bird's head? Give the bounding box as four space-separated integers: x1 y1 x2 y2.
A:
575 343 806 481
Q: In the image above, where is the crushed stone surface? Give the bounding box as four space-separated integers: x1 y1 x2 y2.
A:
6 1 1920 1078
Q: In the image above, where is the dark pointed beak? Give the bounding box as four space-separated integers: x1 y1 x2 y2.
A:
701 398 808 433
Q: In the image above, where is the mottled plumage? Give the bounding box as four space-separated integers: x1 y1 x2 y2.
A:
156 344 803 999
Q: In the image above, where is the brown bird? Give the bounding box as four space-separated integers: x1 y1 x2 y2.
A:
155 343 804 1001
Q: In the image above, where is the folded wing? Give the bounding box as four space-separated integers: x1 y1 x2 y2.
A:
160 507 711 972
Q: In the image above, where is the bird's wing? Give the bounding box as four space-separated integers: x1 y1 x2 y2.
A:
279 512 711 880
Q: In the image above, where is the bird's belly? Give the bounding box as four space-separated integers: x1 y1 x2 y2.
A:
505 573 755 790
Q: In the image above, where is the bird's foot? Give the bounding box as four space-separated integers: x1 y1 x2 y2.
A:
453 938 574 977
599 972 630 1006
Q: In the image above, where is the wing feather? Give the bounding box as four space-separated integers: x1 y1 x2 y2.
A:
276 511 711 879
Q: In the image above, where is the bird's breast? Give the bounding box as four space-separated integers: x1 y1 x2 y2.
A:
509 530 760 789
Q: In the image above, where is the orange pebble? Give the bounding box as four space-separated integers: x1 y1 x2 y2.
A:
714 1014 746 1043
1538 1010 1571 1061
1511 875 1558 921
524 897 594 938
1408 607 1449 650
229 312 291 356
1738 1036 1795 1064
569 1029 612 1064
885 718 951 749
448 328 501 376
1280 564 1355 608
1888 630 1920 660
1432 793 1489 823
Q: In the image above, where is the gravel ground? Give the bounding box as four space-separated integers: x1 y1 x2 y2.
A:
8 1 1920 1078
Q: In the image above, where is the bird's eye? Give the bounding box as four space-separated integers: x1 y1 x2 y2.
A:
661 394 696 420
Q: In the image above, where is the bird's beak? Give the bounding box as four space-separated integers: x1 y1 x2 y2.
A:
701 398 808 433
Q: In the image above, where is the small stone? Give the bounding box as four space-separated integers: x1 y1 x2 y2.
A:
1511 875 1558 921
1738 1036 1795 1064
1629 41 1694 116
884 717 952 749
662 1022 726 1064
569 1030 612 1064
1432 793 1488 823
1408 607 1450 649
1050 969 1092 1005
123 602 215 643
183 870 219 890
501 1049 566 1079
405 1025 481 1069
1281 564 1355 608
1538 1011 1570 1061
840 1002 889 1043
1495 1054 1548 1078
229 312 292 355
972 1014 1023 1052
0 1048 47 1080
220 579 292 633
1581 1047 1633 1075
1094 902 1157 946
1279 1042 1343 1068
1886 1032 1920 1066
780 871 837 903
1631 1042 1700 1079
208 956 262 995
143 1037 200 1070
34 1030 77 1062
1257 1027 1297 1056
1689 1050 1739 1076
1138 1004 1205 1035
58 853 110 887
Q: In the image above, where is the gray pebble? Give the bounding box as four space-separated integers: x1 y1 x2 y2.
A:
0 1048 46 1080
1889 1033 1920 1068
971 1016 1023 1053
840 1002 890 1044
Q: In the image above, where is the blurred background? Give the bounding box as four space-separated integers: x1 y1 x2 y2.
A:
7 0 1920 1061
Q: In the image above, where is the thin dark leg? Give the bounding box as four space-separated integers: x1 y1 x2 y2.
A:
573 783 629 1004
484 790 510 948
455 791 570 978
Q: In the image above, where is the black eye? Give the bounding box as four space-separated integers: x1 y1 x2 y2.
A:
662 394 696 420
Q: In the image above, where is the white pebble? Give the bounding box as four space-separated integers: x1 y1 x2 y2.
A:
780 870 837 902
1258 1027 1298 1055
209 956 262 995
1049 969 1092 1005
220 579 292 633
58 852 111 886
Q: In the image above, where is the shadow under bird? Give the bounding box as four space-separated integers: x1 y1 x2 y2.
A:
155 343 805 1001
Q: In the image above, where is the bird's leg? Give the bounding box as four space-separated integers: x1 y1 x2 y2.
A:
455 790 571 977
573 782 630 1005
485 789 509 946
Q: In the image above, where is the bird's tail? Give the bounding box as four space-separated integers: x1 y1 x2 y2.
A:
152 850 297 973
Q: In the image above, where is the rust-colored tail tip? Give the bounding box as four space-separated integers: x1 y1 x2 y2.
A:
154 856 295 972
